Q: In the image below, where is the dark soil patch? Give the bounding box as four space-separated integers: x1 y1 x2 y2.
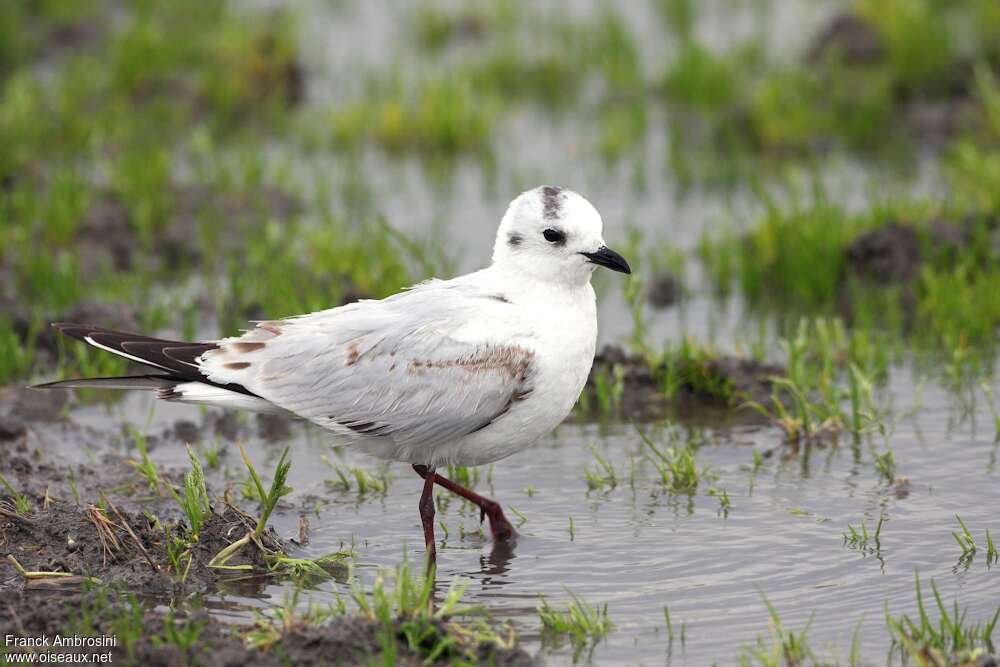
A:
807 12 885 66
646 272 681 309
0 403 290 595
845 221 922 285
697 355 785 406
0 500 281 592
584 345 784 421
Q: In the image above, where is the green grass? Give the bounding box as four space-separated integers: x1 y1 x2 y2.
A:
153 611 205 653
885 574 1000 663
0 319 37 385
350 557 506 664
700 191 871 309
577 364 625 415
322 457 391 496
874 447 897 484
843 514 884 555
656 338 736 404
0 0 432 395
637 428 704 493
699 184 1000 351
538 591 613 649
707 487 731 516
128 427 163 495
63 584 144 653
330 75 494 158
952 515 977 562
245 587 347 650
740 594 815 667
0 473 31 515
583 445 618 491
266 552 352 583
445 465 480 490
209 445 291 569
166 445 212 537
661 605 686 645
660 0 1000 176
735 316 894 445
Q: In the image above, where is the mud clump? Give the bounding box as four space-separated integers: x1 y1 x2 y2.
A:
585 345 784 420
840 216 1000 320
845 222 922 285
647 272 681 309
807 12 885 66
0 500 280 592
697 356 785 406
0 416 27 442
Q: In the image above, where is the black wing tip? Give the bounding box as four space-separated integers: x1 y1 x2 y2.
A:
28 377 81 390
51 322 81 336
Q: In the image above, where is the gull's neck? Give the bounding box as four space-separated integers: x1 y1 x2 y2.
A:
482 262 595 302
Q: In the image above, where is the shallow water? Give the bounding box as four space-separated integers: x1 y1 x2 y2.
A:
64 358 1000 665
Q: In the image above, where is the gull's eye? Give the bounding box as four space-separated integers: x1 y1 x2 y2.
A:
542 228 566 244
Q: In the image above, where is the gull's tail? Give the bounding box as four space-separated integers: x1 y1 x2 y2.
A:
32 323 279 412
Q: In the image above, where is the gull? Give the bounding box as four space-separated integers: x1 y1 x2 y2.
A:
34 186 631 562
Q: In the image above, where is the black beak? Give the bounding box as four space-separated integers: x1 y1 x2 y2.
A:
580 246 632 274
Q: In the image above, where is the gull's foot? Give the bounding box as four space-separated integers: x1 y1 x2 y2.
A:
480 500 516 543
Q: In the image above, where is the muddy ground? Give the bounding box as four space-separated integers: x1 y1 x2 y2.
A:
0 386 533 665
0 588 531 667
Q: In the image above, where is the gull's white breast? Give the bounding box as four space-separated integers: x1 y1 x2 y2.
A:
420 280 598 467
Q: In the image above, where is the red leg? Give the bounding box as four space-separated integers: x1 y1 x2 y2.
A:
417 467 436 564
413 464 516 543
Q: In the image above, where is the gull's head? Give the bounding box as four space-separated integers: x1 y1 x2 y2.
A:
491 186 631 285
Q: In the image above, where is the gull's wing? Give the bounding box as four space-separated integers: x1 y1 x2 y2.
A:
199 279 537 448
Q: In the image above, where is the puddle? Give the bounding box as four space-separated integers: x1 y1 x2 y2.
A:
25 360 992 666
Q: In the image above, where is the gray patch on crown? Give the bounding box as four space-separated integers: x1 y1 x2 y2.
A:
508 233 523 246
541 185 565 220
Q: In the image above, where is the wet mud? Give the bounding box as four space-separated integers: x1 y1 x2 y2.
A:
585 344 784 420
0 385 532 665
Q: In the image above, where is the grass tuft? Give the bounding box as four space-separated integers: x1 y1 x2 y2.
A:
885 573 999 663
538 590 613 652
0 473 31 515
166 445 212 537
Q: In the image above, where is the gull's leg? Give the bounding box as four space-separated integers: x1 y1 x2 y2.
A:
413 464 516 543
416 465 437 564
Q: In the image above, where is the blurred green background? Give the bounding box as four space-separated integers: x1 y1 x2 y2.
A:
2 0 1000 387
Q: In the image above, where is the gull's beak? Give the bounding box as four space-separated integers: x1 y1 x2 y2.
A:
580 246 632 274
